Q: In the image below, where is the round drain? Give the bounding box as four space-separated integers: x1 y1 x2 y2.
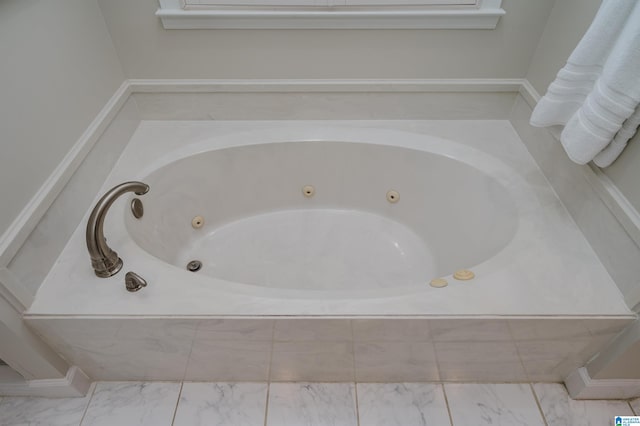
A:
186 260 202 272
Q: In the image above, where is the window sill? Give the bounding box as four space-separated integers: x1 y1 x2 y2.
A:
156 0 504 29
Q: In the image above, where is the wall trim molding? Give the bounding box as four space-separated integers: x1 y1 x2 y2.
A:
0 366 91 398
0 268 31 312
565 367 640 400
518 81 640 250
128 78 525 93
518 79 540 108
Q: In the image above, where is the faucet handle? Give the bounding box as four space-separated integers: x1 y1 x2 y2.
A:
125 271 147 292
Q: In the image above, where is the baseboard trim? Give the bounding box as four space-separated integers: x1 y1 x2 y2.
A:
0 366 91 398
565 367 640 400
518 79 541 108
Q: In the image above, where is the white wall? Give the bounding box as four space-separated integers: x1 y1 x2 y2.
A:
526 0 640 212
0 0 125 237
97 0 555 79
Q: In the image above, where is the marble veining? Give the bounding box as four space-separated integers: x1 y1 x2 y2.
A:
80 382 181 426
173 382 267 426
445 383 545 426
357 383 451 426
0 384 94 426
267 383 358 426
0 380 638 425
532 383 634 426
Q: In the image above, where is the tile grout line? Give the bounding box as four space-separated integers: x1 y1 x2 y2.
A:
350 321 360 426
506 320 531 383
529 383 549 426
170 381 184 426
349 319 358 387
440 383 455 426
267 319 275 383
428 321 447 385
78 382 99 426
180 328 197 381
264 319 274 426
264 321 275 426
263 382 271 426
629 400 637 416
354 382 361 426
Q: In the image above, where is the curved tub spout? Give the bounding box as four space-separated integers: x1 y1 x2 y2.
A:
86 181 149 278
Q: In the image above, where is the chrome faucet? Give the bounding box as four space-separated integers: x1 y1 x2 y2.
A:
86 181 149 278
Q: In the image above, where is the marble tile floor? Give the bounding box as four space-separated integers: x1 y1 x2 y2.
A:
0 381 637 426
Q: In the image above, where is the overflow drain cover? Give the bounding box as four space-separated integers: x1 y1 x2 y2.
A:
186 260 202 272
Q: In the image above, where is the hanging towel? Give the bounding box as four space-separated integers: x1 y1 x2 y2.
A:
530 0 640 166
594 104 640 167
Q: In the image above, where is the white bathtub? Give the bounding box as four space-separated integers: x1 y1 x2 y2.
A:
128 138 518 295
26 121 633 382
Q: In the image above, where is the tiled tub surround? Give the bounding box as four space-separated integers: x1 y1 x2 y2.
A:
25 121 634 382
29 317 630 382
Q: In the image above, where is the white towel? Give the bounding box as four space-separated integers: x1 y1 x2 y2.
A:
594 104 640 167
530 0 640 166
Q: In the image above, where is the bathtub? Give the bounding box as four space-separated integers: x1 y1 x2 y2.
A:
26 121 634 382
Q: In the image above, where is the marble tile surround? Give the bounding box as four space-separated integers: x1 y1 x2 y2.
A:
27 317 631 382
631 397 640 415
1 380 638 426
21 118 633 383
